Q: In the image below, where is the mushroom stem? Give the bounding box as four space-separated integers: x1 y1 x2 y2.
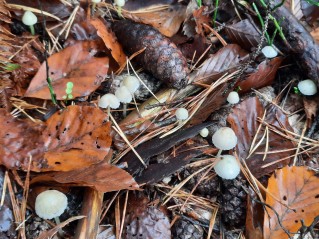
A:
216 149 223 159
54 216 64 237
29 25 35 35
107 106 111 121
123 103 127 117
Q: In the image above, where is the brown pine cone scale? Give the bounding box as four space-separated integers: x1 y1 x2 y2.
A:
113 20 189 89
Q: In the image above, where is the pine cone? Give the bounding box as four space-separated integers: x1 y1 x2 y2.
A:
112 20 189 89
171 219 204 239
183 168 220 198
219 176 247 228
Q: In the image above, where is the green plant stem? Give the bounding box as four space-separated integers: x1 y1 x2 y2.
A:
253 3 271 44
47 77 58 106
269 15 287 42
29 25 35 35
213 0 219 28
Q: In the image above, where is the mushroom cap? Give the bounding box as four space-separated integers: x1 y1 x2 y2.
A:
115 86 132 103
175 108 189 120
298 79 317 96
98 93 120 109
227 91 240 104
261 45 278 58
114 0 125 7
122 75 140 93
214 155 240 179
92 0 101 2
212 127 237 150
35 190 68 220
199 128 209 137
22 11 37 26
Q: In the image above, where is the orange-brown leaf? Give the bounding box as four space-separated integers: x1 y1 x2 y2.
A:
193 6 210 36
24 40 109 100
123 4 186 37
42 105 112 172
90 18 126 66
264 166 319 239
0 109 46 170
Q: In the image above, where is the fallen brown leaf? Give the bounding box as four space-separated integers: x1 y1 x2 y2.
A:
24 40 110 100
0 109 46 170
264 166 319 239
237 57 283 93
90 17 126 67
42 105 112 172
123 4 186 37
227 97 294 178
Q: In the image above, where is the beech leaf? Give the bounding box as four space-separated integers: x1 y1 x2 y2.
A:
225 19 261 51
24 40 109 100
264 166 319 239
227 97 294 178
42 105 112 172
90 18 126 67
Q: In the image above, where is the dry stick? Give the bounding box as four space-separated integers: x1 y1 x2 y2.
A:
119 191 129 238
293 121 307 166
99 191 120 223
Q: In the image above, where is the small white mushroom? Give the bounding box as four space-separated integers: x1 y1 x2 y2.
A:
227 91 240 104
199 128 209 138
298 79 317 96
98 93 120 109
22 11 37 35
214 155 240 179
175 108 189 121
212 127 237 158
115 86 132 117
35 190 68 236
122 75 140 93
114 0 125 7
261 45 278 58
98 93 120 119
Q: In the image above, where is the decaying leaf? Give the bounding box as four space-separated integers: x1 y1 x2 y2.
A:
227 97 294 178
123 3 186 37
42 105 112 172
90 17 126 67
237 57 283 93
225 19 261 51
264 166 319 239
24 40 110 100
0 109 46 170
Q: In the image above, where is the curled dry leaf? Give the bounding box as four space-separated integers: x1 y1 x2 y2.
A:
0 109 46 170
227 97 294 178
123 3 186 37
90 17 126 67
236 57 283 93
264 166 319 239
225 19 261 51
42 105 112 172
24 40 110 100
